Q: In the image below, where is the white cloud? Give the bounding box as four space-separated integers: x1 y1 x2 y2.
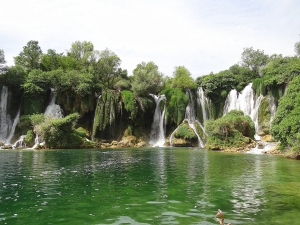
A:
1 0 299 78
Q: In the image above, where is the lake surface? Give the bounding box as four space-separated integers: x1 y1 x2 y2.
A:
0 148 300 225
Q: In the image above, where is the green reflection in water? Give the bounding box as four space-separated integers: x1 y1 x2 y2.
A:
0 148 299 224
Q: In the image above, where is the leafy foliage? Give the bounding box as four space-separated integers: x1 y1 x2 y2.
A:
295 41 300 56
205 110 255 149
0 65 26 86
24 130 35 147
241 47 269 76
121 90 138 119
174 122 197 140
14 40 43 71
171 66 196 90
92 90 122 138
271 76 300 148
42 113 83 148
131 61 163 96
160 88 188 125
0 49 8 75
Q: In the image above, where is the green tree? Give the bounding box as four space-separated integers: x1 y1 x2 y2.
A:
131 61 163 96
2 65 26 86
41 49 64 71
171 66 196 90
241 47 269 76
0 49 7 75
94 49 122 89
295 41 300 56
14 40 43 71
67 41 99 70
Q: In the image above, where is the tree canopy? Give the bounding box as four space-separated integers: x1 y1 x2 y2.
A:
171 66 196 90
14 40 43 71
241 47 269 76
131 61 163 96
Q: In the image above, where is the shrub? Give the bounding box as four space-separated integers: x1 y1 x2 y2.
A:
174 122 197 140
205 110 255 149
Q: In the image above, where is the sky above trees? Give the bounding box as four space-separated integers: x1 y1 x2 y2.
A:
1 0 300 78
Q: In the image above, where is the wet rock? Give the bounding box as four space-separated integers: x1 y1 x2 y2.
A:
2 144 13 149
257 142 264 149
117 135 137 148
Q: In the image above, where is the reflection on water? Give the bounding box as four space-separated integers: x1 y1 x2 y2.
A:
230 157 266 224
0 148 300 224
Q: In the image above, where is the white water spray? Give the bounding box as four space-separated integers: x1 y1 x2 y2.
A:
44 88 63 118
197 87 210 124
223 83 263 132
0 86 12 143
149 94 166 147
185 90 205 147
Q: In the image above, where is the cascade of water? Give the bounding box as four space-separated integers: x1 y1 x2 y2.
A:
0 86 13 143
12 135 26 149
223 83 263 131
185 89 205 147
7 107 21 144
268 95 277 125
31 134 40 149
149 94 166 147
169 126 178 147
44 88 63 118
197 87 210 124
92 95 102 140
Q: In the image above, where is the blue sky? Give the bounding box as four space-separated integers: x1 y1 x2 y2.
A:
1 0 299 78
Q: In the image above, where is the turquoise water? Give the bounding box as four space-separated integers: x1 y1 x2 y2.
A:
0 148 300 224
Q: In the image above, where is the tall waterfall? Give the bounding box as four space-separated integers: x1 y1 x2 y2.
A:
149 94 166 147
0 86 12 143
0 86 21 144
197 87 210 124
185 90 204 147
7 107 20 144
223 83 263 132
44 88 63 118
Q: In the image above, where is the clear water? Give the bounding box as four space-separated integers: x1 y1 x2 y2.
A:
0 148 300 225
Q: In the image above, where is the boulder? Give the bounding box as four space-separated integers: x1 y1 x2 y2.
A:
2 144 13 149
117 135 137 148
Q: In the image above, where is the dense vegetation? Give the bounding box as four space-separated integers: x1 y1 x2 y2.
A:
271 75 300 153
205 110 255 150
1 39 300 155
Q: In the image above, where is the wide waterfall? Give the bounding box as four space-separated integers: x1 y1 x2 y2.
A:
44 88 63 118
185 90 205 147
149 94 166 147
223 83 263 132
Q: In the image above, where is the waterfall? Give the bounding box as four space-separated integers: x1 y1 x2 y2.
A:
12 135 26 149
44 88 63 118
268 95 277 125
185 89 205 147
197 87 210 124
0 86 12 143
223 83 263 132
7 107 21 144
149 94 166 147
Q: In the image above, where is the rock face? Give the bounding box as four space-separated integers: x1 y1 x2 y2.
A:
100 135 150 148
170 138 198 147
1 144 13 149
